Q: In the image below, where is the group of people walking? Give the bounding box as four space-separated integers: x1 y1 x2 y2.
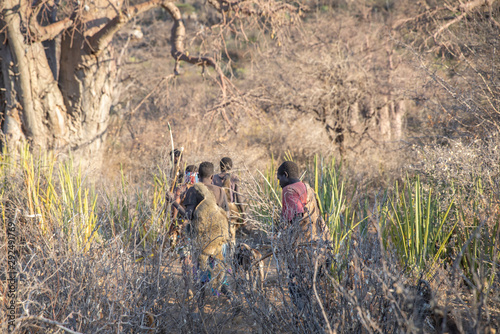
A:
165 150 332 309
166 152 245 300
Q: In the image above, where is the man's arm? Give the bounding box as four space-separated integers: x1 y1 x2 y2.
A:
182 187 198 220
232 177 247 215
171 200 187 218
171 186 184 219
219 188 230 212
166 188 189 219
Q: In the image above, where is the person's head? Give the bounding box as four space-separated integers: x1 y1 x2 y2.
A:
184 165 198 184
198 162 215 181
220 157 233 172
277 161 300 188
170 149 182 165
185 165 197 173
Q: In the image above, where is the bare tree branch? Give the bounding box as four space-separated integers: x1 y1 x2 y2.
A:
313 256 333 334
391 8 444 30
206 0 229 13
393 0 497 34
87 0 227 71
433 12 468 39
236 2 304 17
162 2 219 72
29 17 73 43
3 0 43 143
15 316 84 334
87 0 173 54
459 0 496 12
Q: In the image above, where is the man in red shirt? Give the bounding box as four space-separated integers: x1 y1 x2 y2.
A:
277 161 331 313
277 161 330 241
278 161 307 224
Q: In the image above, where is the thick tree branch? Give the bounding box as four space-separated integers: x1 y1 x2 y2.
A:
236 2 304 17
87 0 174 54
162 2 219 72
206 0 304 16
206 0 227 13
393 0 497 33
29 17 73 43
459 0 496 11
3 0 42 143
87 0 221 68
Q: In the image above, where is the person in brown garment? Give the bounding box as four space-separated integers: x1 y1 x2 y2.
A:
212 157 246 214
212 157 246 245
181 161 232 300
183 161 230 219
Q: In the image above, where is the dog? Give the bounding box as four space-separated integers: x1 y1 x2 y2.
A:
233 243 265 291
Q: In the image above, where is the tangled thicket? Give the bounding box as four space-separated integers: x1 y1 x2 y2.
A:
0 146 498 333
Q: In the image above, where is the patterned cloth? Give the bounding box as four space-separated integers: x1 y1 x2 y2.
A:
193 243 230 296
184 171 199 185
183 180 229 220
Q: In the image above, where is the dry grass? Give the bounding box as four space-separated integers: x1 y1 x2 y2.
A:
1 145 499 333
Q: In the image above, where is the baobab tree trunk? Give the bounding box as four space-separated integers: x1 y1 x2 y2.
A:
59 25 116 158
0 40 26 148
378 97 392 141
0 0 144 161
0 0 102 156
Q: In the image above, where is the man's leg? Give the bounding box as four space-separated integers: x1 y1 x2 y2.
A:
181 252 194 299
196 253 211 308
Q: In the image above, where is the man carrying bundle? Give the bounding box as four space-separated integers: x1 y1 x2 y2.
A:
183 162 229 219
182 162 232 300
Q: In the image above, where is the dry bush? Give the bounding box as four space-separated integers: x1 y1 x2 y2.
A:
1 147 499 333
104 4 421 183
101 0 498 189
2 213 497 333
393 0 500 141
0 153 248 333
224 219 498 333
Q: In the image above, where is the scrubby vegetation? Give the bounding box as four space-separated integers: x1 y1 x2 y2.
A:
1 0 500 332
0 144 498 332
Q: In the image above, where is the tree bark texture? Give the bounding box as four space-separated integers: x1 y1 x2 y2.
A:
0 0 206 158
0 0 121 155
